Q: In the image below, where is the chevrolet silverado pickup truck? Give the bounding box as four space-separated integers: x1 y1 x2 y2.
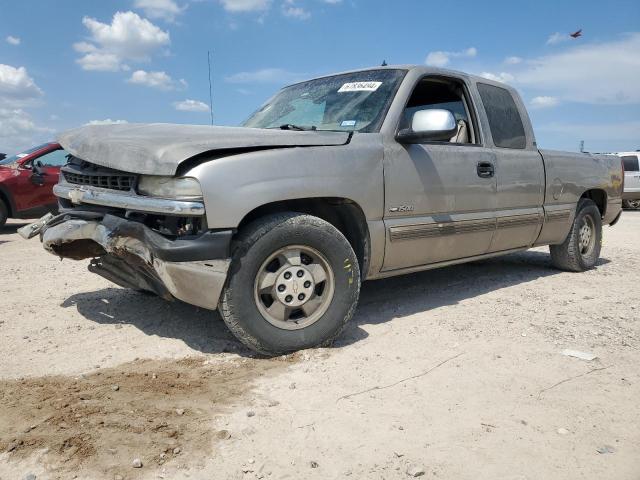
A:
32 66 623 355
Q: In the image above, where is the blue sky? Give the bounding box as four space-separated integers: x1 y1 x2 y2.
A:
0 0 638 153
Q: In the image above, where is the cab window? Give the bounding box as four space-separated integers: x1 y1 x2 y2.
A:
400 77 477 144
621 155 639 172
477 83 526 149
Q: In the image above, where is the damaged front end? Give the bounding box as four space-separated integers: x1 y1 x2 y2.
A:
37 156 233 310
42 212 231 309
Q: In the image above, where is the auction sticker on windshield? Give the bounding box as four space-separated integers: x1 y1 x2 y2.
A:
338 82 382 93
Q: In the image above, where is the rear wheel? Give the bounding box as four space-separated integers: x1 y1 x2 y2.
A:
550 198 602 272
219 212 360 356
622 199 640 209
0 200 8 228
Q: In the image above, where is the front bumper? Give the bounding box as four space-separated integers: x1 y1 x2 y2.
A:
42 213 232 310
53 184 205 216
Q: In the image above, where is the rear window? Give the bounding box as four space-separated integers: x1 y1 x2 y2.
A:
477 83 526 149
622 155 639 172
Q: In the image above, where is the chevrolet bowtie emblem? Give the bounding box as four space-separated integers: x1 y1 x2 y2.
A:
68 189 84 204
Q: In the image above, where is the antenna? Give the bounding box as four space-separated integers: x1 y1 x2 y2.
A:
207 50 214 126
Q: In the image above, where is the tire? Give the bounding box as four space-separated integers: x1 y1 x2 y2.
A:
549 198 602 272
219 212 361 356
0 200 8 228
622 199 640 209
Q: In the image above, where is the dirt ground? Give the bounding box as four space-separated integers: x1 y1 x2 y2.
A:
0 213 638 480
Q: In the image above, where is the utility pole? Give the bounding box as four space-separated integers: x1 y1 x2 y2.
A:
207 50 214 126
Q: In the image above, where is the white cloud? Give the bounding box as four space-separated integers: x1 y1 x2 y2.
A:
127 70 186 90
530 96 559 109
0 65 48 152
219 0 271 12
6 36 20 46
0 64 44 107
517 33 640 104
225 67 304 84
133 0 185 21
425 52 449 68
283 6 311 19
87 119 129 125
75 11 170 71
282 0 310 19
479 71 515 84
0 108 53 153
76 51 125 72
504 56 522 65
546 32 569 45
426 47 477 67
73 41 96 54
173 99 209 112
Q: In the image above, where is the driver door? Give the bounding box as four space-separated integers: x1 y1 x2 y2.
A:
15 148 66 213
382 76 497 271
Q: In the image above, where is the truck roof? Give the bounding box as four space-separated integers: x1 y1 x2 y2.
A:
286 64 513 91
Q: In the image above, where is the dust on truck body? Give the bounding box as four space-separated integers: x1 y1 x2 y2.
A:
39 65 623 355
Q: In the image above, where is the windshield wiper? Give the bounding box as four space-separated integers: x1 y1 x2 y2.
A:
279 124 317 131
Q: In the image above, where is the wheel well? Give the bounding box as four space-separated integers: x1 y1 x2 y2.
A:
237 198 370 279
581 189 607 217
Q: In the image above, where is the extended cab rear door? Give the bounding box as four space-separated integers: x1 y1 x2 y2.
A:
474 83 545 252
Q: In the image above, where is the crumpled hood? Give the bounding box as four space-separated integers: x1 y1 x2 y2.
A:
58 123 350 176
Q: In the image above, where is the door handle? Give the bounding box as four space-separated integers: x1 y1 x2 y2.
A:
477 161 495 178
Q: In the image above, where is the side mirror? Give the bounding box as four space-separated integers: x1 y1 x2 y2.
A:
31 160 46 186
396 109 458 144
32 160 45 174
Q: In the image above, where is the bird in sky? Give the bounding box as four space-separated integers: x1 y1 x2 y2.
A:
570 29 583 39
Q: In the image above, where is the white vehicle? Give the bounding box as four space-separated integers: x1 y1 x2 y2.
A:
617 152 640 208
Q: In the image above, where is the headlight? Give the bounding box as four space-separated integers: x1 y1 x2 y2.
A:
137 176 203 200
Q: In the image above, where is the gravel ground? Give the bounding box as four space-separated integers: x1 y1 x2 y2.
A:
0 213 638 480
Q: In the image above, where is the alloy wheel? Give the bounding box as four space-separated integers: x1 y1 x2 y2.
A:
254 245 335 330
578 215 596 256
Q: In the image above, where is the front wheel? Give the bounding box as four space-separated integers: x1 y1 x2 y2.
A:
622 199 640 209
550 198 602 272
219 213 361 356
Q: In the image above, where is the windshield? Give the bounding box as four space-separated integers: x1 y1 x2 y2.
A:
0 143 51 166
243 69 407 133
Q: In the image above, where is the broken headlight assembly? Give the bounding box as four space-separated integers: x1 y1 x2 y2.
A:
137 176 203 200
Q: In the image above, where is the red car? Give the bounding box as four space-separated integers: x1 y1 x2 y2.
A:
0 142 68 228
